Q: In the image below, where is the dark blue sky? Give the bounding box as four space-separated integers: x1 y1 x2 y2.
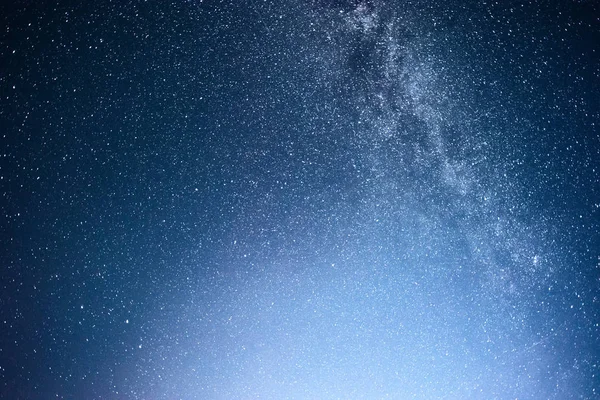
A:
1 0 599 398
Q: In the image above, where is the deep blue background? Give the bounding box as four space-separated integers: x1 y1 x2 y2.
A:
1 0 598 398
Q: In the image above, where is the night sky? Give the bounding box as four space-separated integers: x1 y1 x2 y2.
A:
1 0 599 399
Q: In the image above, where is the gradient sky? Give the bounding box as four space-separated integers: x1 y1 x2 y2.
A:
1 0 599 399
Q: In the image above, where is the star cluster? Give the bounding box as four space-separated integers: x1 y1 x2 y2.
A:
1 0 599 399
